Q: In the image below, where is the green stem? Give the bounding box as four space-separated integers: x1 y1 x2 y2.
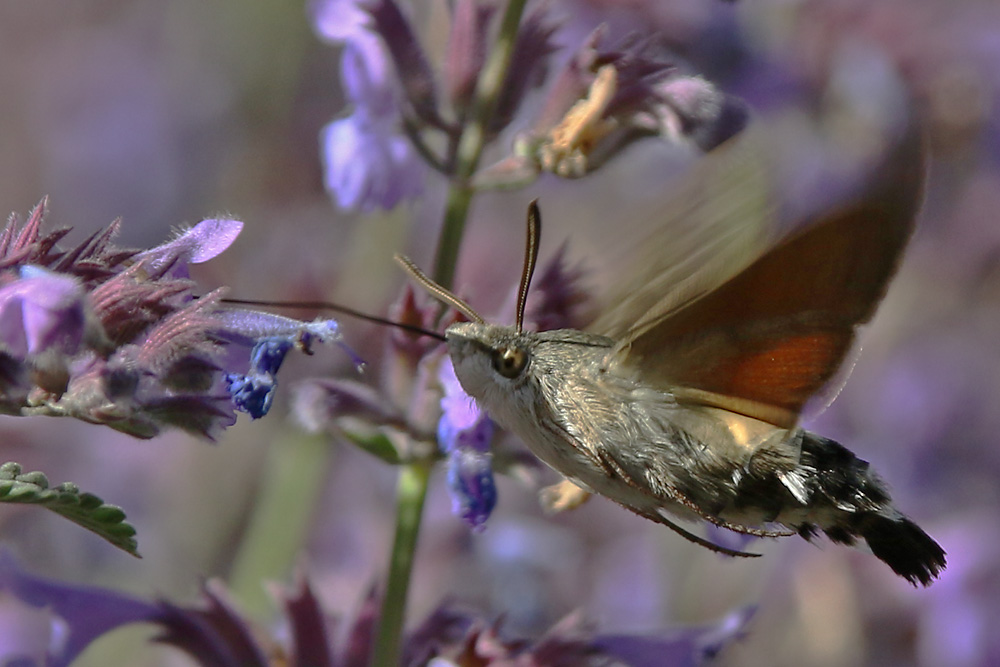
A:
432 0 530 289
371 461 431 667
373 1 530 662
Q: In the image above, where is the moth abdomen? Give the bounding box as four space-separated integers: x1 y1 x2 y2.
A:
744 432 946 586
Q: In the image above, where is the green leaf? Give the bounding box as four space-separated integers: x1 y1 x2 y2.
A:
340 426 402 465
0 462 140 557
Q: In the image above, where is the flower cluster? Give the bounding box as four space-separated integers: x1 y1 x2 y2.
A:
313 0 746 211
0 551 755 666
0 199 344 439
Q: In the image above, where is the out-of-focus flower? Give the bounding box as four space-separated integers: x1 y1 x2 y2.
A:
477 28 748 187
523 242 592 332
438 357 496 531
321 107 425 213
313 0 425 212
0 200 345 439
313 0 561 210
0 551 754 666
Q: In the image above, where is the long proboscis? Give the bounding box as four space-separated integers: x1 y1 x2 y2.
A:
221 297 446 342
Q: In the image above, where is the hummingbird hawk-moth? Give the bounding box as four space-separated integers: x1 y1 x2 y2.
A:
398 126 946 586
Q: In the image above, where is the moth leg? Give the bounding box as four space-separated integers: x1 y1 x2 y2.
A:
539 479 592 514
632 507 761 559
703 519 794 539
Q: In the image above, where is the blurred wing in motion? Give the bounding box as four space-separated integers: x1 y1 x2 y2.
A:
591 129 776 342
604 125 926 428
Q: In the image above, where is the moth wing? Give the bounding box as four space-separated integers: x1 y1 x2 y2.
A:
606 125 926 428
590 128 777 340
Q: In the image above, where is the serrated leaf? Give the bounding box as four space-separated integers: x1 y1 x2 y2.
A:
0 462 140 557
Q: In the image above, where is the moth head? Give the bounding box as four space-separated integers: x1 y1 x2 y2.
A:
447 319 533 382
396 201 543 402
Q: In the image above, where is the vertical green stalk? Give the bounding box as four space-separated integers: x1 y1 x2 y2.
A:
432 0 530 290
373 1 530 665
370 461 431 667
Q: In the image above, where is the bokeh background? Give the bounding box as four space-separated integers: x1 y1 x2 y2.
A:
1 0 999 665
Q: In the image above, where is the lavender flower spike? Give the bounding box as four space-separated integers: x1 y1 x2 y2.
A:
438 357 496 530
0 200 351 439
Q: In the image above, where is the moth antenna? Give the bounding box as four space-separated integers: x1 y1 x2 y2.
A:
515 200 542 333
221 296 447 342
394 254 485 324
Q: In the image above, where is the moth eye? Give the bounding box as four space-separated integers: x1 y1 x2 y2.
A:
493 346 528 379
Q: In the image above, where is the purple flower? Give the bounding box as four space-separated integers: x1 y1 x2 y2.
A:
132 217 243 280
0 200 346 439
0 551 163 667
477 29 748 186
321 109 424 213
312 0 425 212
310 0 370 43
0 266 87 358
438 357 496 531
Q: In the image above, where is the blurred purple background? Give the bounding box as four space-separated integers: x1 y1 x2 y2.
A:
1 0 999 665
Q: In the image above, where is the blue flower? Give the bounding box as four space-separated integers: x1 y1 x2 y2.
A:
438 357 497 531
218 313 345 420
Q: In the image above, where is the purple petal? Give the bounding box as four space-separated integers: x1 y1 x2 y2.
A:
0 268 87 357
310 0 370 43
341 37 397 115
438 357 497 528
134 218 243 279
320 112 424 212
594 606 756 666
437 358 487 435
0 552 161 667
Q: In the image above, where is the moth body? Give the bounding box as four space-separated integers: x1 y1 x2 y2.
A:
401 126 945 584
447 321 945 586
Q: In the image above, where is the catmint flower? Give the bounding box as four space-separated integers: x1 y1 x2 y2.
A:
438 357 496 531
313 0 425 212
0 266 89 358
321 107 424 213
0 200 347 439
219 312 344 420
